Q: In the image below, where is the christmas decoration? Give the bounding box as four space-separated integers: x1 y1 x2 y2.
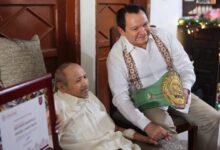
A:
178 18 220 34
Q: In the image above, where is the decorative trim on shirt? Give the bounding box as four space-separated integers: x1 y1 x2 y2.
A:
123 49 143 90
150 30 173 70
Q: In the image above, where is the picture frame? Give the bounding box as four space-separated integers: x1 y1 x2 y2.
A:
0 74 60 150
183 0 197 16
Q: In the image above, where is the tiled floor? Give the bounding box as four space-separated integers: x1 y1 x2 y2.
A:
178 131 188 148
178 131 188 142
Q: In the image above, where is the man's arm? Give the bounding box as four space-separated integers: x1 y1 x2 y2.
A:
166 31 195 104
107 50 150 130
168 31 196 91
115 126 158 145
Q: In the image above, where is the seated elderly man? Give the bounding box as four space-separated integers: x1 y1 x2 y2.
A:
54 63 159 150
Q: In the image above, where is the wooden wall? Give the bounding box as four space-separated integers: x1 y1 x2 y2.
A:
0 0 80 75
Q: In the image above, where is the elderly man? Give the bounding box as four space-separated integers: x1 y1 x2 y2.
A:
107 4 220 150
54 63 166 150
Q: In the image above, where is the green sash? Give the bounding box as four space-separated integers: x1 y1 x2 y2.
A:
123 29 186 111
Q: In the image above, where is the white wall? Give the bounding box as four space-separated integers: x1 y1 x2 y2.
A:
80 0 96 93
150 0 182 36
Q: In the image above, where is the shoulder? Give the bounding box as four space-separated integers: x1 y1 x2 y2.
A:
108 36 124 57
107 36 126 66
151 27 175 47
53 92 66 113
88 91 107 110
151 27 172 39
54 92 63 104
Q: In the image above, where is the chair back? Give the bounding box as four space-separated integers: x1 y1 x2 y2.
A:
109 27 121 115
110 27 121 49
0 35 46 88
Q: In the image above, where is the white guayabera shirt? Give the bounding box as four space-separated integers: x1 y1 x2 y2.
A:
107 28 196 131
54 91 140 150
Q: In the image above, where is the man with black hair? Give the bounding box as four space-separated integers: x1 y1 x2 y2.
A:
107 4 220 150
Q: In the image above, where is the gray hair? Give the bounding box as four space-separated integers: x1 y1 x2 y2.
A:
54 62 76 86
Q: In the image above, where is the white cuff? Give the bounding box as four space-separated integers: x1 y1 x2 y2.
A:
122 128 136 139
137 117 150 131
182 82 193 91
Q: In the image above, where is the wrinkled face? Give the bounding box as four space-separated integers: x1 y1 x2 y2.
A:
120 10 150 48
62 65 89 98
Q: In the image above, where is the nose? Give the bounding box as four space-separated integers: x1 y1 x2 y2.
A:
82 78 88 87
138 26 147 34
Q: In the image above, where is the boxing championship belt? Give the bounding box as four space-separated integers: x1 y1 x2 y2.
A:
131 71 186 111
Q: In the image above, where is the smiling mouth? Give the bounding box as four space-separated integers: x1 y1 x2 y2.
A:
138 34 148 39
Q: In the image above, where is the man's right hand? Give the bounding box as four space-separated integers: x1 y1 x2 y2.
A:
144 122 172 141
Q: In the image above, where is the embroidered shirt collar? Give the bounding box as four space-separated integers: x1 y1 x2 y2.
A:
56 90 89 108
121 34 153 53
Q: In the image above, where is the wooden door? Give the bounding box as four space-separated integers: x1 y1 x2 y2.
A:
96 0 150 112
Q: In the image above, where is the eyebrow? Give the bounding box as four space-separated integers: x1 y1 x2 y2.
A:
75 73 86 79
129 26 138 29
129 21 149 29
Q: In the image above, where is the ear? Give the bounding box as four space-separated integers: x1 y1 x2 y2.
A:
117 26 126 36
56 82 67 93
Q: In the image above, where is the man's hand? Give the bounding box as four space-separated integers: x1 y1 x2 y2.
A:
117 125 158 145
133 132 158 145
183 88 190 104
144 122 172 141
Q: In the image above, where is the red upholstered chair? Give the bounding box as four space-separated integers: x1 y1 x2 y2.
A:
109 26 198 150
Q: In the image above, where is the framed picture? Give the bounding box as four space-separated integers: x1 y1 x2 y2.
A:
0 74 60 150
183 0 197 16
